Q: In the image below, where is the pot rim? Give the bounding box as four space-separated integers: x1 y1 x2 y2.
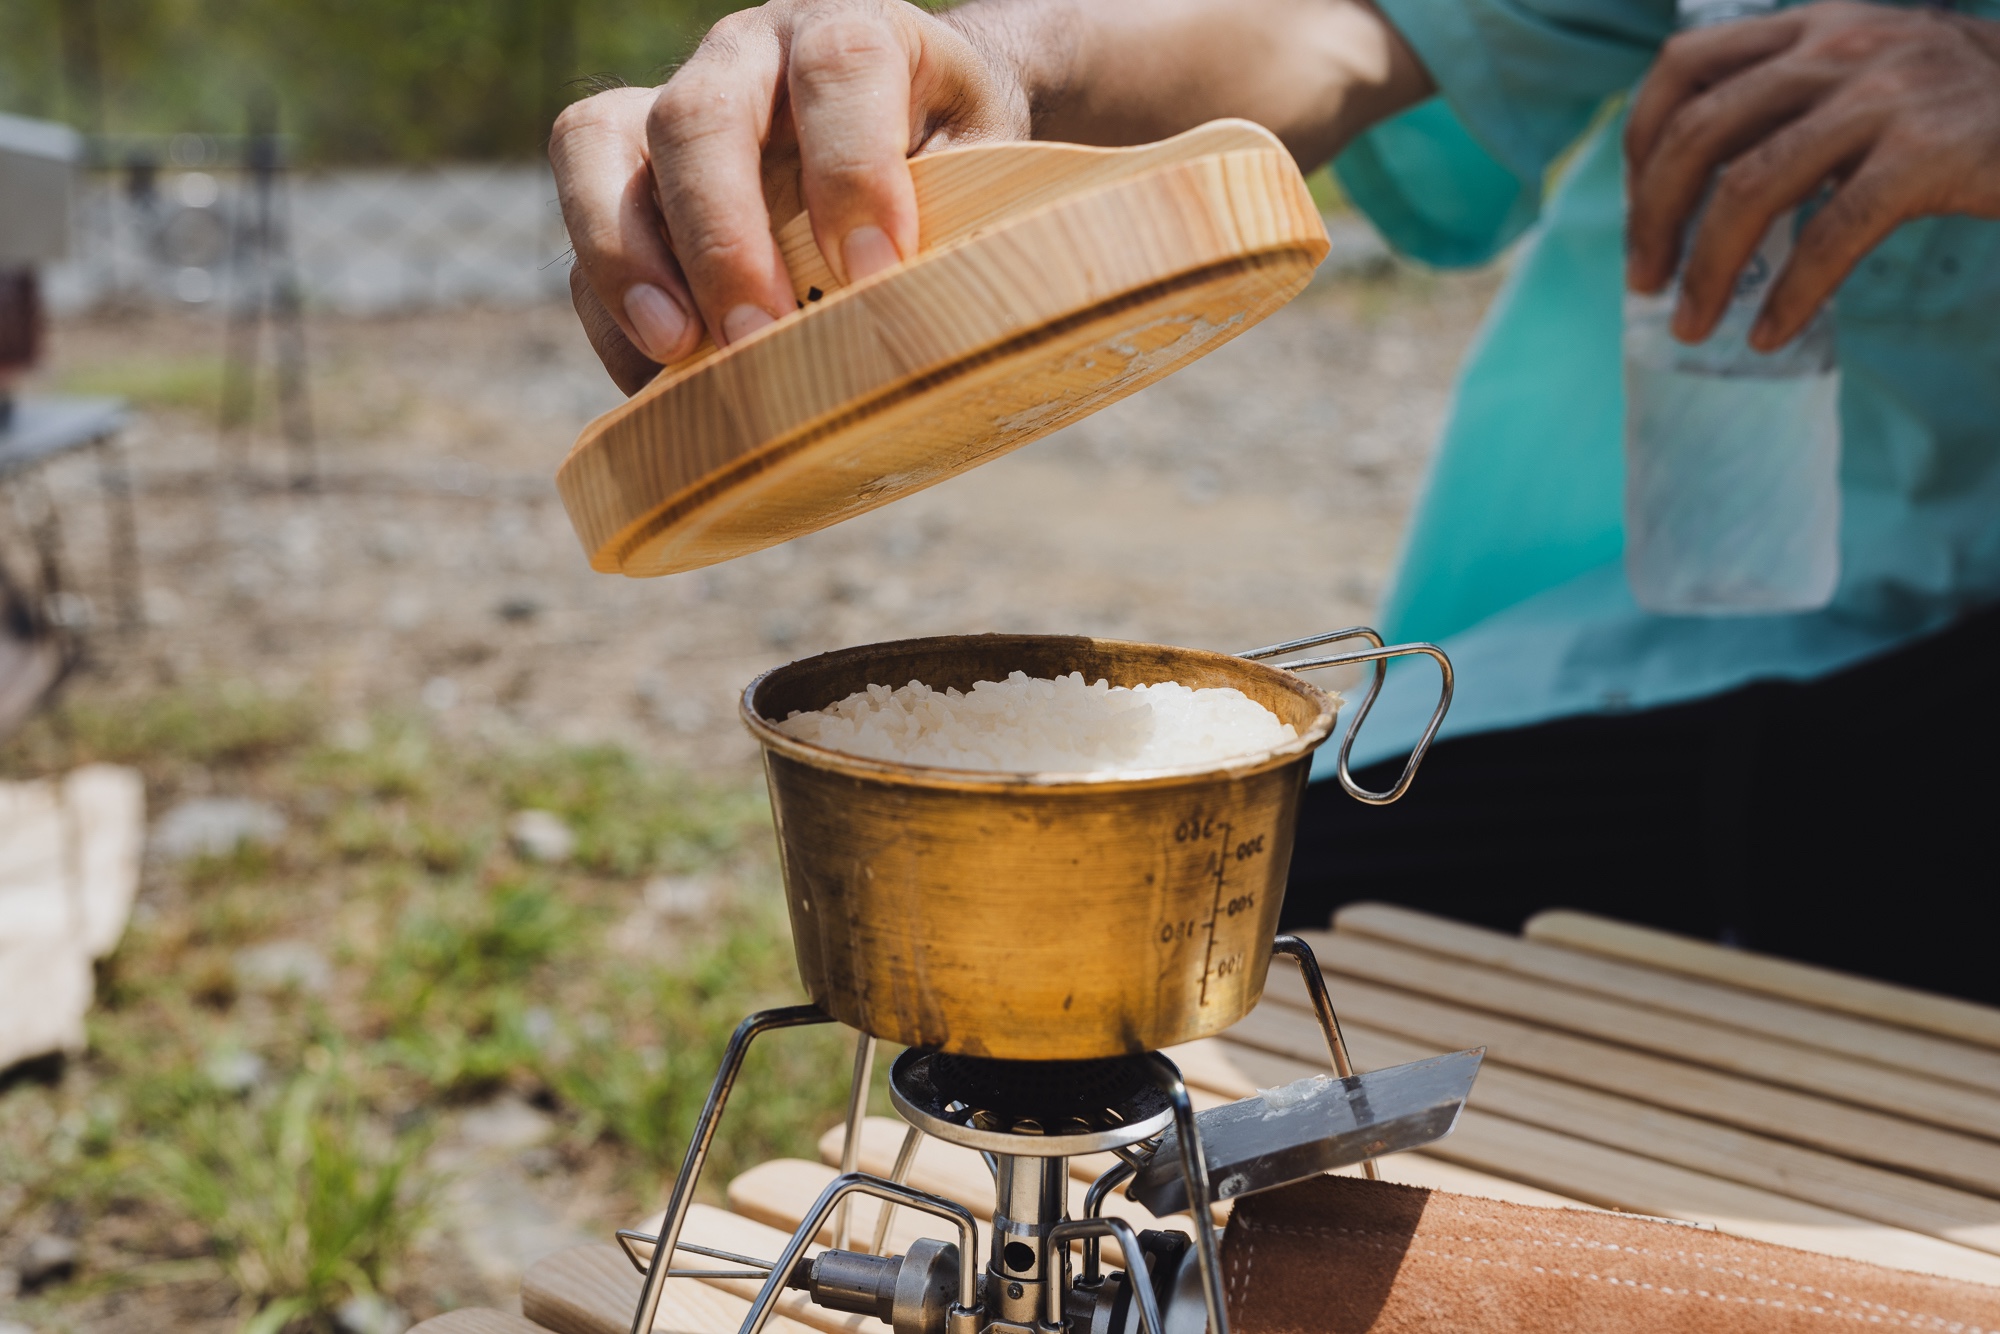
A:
739 632 1340 794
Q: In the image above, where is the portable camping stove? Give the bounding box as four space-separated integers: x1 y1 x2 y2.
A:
613 936 1481 1334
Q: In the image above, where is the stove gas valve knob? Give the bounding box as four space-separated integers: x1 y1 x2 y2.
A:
788 1239 960 1334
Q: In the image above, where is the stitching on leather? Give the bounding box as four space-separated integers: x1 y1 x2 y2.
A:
1235 1220 1989 1331
1249 1223 1860 1306
1229 1223 1252 1316
1435 1206 1764 1270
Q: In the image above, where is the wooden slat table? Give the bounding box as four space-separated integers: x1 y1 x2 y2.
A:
414 907 2000 1332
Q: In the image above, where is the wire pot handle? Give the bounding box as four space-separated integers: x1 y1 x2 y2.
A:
1239 627 1453 806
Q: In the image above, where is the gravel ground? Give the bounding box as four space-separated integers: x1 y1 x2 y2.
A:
25 259 1499 773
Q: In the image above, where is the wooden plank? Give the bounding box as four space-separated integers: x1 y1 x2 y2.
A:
1159 1039 1263 1096
1220 1032 2000 1285
809 1075 1230 1193
1289 928 2000 1140
1221 1013 2000 1256
1525 908 2000 1051
741 1155 1154 1263
1336 903 2000 1094
813 1119 1210 1237
1232 973 2000 1196
620 1204 887 1334
408 1311 549 1334
521 1242 820 1334
821 1096 1584 1231
816 1120 994 1214
727 1159 978 1258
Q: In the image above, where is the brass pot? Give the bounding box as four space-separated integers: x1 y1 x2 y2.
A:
741 631 1449 1060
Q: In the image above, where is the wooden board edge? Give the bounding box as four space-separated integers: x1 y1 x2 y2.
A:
1331 903 2000 1096
1524 909 2000 1050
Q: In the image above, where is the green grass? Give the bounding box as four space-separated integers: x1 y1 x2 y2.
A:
18 679 319 770
55 357 228 414
495 743 771 877
149 1056 431 1334
0 683 855 1331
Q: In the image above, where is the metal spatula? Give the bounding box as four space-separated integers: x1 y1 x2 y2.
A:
1127 1048 1484 1216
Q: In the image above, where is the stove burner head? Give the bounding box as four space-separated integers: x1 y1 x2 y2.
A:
927 1053 1152 1125
890 1049 1174 1156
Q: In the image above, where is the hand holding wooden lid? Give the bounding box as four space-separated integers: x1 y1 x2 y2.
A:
556 118 1330 578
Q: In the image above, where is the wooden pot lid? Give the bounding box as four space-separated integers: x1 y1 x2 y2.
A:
556 119 1330 578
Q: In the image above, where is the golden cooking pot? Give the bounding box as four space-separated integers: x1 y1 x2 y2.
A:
741 629 1451 1060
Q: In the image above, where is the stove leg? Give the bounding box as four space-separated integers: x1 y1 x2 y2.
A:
868 1122 925 1257
832 1031 877 1251
1147 1055 1228 1334
1270 934 1378 1181
626 1004 834 1334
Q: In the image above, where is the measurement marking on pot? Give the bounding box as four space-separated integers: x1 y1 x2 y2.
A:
1173 811 1268 1004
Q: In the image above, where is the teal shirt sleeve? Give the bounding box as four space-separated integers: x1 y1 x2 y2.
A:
1336 0 1671 266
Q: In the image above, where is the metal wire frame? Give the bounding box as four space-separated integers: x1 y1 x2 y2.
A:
1146 1054 1229 1334
1271 933 1378 1181
623 1005 836 1334
735 1174 983 1334
1046 1217 1165 1334
613 1231 777 1280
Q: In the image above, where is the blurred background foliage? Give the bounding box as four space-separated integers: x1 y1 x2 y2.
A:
0 0 758 163
0 686 868 1329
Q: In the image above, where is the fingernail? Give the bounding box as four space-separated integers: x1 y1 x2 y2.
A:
624 283 689 361
1671 293 1699 342
841 225 902 283
721 303 777 345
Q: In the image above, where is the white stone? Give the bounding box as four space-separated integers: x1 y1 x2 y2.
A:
429 1097 594 1292
0 767 143 1070
457 1095 555 1154
150 797 285 861
335 1292 410 1334
642 874 713 920
67 766 144 958
204 1047 267 1094
0 779 70 942
0 944 92 1065
232 940 332 995
507 809 574 864
421 676 460 711
15 1233 78 1288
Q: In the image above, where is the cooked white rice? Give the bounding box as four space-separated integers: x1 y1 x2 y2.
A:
774 671 1300 772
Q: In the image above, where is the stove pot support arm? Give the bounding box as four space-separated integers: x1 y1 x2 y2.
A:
627 1005 836 1334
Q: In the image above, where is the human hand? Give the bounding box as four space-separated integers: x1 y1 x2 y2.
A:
550 0 1029 393
1625 1 2000 351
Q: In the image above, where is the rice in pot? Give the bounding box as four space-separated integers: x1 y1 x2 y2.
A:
773 670 1302 772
